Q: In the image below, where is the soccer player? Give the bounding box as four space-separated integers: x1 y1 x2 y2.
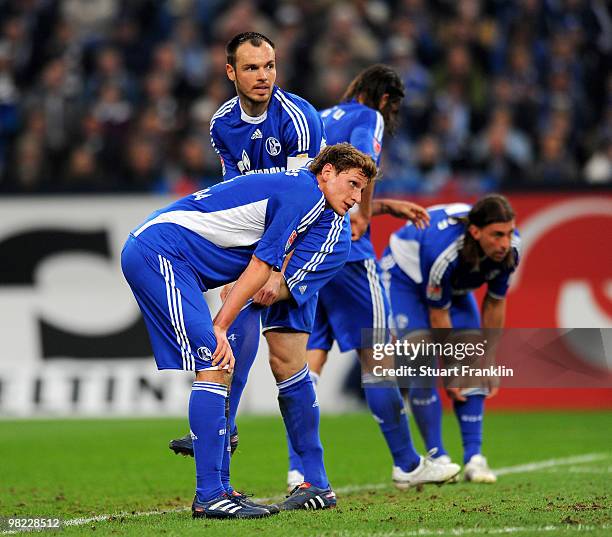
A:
122 144 378 519
170 32 352 510
381 195 521 483
290 64 460 490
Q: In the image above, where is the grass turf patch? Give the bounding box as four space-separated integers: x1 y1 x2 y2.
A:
1 412 610 536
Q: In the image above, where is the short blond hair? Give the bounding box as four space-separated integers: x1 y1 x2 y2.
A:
308 143 378 183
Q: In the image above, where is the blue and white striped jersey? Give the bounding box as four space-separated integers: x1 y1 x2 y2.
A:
131 169 325 291
320 100 384 262
388 203 522 309
210 86 326 178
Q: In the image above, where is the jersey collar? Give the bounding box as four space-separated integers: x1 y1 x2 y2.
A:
238 86 279 124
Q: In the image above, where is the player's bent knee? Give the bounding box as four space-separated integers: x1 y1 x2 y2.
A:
195 369 232 386
266 330 308 381
307 349 328 375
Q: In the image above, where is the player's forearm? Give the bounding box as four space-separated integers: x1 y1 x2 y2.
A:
371 198 393 217
214 256 272 330
481 296 506 329
373 198 414 217
276 278 291 302
280 249 294 275
356 181 375 220
429 307 452 329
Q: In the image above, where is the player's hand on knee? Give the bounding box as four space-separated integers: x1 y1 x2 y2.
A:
486 378 500 399
445 387 467 402
212 325 235 374
486 386 499 399
253 271 282 306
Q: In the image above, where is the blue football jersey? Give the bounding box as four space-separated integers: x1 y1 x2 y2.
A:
320 100 384 262
210 86 326 178
388 203 522 309
131 169 325 291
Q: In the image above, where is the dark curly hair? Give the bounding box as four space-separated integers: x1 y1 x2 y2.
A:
341 64 405 134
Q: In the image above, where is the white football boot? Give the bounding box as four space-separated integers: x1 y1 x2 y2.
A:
392 449 461 489
464 454 497 483
287 469 305 493
434 454 460 483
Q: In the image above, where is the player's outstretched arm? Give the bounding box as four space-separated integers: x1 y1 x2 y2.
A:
372 199 430 229
481 295 506 329
212 256 273 371
429 307 452 329
429 306 468 402
252 251 294 306
350 181 375 240
479 295 506 398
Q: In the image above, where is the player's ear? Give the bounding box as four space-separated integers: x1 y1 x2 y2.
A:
468 224 481 241
322 163 336 181
317 163 334 184
378 93 389 112
226 64 236 82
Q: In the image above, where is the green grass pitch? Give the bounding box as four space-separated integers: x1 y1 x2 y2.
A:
2 411 611 536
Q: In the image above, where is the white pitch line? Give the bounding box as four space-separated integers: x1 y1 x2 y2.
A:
494 453 610 476
334 524 611 536
2 452 610 534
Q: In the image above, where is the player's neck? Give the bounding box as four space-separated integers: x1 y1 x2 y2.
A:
238 94 270 118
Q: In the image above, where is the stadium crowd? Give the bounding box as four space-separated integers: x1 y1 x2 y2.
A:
0 0 610 194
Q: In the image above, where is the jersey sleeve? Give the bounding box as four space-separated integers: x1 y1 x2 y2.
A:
425 248 460 309
348 109 384 166
487 232 522 299
254 179 325 270
283 210 351 307
281 98 326 169
210 121 241 179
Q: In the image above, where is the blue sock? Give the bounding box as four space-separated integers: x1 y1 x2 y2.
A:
363 378 421 472
409 387 448 457
286 371 318 475
227 303 261 433
190 381 228 502
220 394 233 494
219 302 261 493
278 365 328 489
453 393 485 464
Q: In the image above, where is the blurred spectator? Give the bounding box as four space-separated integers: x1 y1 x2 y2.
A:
379 134 450 193
473 107 532 163
61 0 118 39
0 43 19 182
6 110 47 191
172 19 207 91
532 132 579 183
167 135 219 195
387 36 432 140
310 2 381 106
213 0 275 44
24 57 82 179
0 0 609 194
472 107 532 186
584 138 612 184
433 44 488 120
122 137 166 191
60 145 106 191
85 45 137 103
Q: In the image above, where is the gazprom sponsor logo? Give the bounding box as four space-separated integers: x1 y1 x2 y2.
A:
244 166 285 175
